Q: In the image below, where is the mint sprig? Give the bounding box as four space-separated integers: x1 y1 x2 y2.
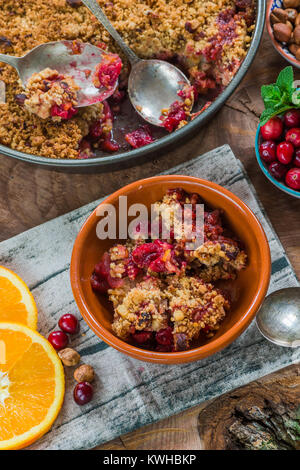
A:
260 66 300 125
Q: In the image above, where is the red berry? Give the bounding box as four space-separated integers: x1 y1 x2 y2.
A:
268 161 288 180
59 314 80 335
284 109 300 128
90 273 109 293
285 168 300 190
293 149 300 167
125 125 154 149
259 140 277 163
131 331 153 344
48 331 69 351
94 252 111 279
156 327 173 346
74 382 94 406
261 117 283 141
285 128 300 147
276 141 294 164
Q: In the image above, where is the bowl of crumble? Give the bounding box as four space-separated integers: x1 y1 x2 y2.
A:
70 176 271 364
0 0 265 170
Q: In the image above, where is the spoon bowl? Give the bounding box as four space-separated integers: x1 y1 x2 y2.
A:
256 287 300 347
128 59 191 127
0 41 117 107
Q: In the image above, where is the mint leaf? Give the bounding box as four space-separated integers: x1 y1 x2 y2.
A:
261 84 281 107
260 66 300 124
276 66 294 95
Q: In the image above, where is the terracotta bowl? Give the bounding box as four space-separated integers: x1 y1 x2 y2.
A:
70 176 271 364
267 0 300 68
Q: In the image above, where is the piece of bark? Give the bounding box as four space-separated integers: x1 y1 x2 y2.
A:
198 365 300 450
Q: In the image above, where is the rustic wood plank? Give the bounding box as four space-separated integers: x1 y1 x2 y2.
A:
0 30 299 450
198 364 300 450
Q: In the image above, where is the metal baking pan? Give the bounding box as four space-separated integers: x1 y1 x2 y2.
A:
0 0 266 172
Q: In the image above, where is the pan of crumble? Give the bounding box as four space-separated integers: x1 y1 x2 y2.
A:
0 0 265 169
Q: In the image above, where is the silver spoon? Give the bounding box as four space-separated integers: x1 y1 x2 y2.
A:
0 41 117 107
81 0 192 126
256 287 300 347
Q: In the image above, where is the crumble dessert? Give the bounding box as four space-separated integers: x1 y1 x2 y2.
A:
91 188 247 352
24 68 79 120
0 0 256 159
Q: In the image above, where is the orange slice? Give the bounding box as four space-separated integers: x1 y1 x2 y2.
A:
0 322 65 449
0 266 38 329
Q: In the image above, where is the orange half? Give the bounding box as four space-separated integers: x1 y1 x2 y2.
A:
0 266 38 329
0 322 65 450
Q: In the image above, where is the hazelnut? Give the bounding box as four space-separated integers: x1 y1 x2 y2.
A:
296 13 300 26
58 348 80 367
273 22 293 42
294 25 300 44
74 364 95 383
283 0 300 7
270 8 288 23
286 8 298 23
289 42 300 59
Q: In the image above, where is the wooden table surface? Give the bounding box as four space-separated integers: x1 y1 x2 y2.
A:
0 30 299 450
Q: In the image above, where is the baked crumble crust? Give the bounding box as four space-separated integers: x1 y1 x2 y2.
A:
0 0 255 159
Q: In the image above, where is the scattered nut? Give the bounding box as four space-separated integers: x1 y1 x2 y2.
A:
294 24 300 44
296 13 300 26
270 8 288 23
273 22 293 42
74 364 95 383
58 348 80 367
286 8 298 22
283 0 300 8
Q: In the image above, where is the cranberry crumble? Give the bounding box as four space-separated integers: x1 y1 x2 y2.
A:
24 68 79 120
0 0 255 159
91 188 247 352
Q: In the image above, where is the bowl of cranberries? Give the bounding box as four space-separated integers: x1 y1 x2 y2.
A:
256 110 300 199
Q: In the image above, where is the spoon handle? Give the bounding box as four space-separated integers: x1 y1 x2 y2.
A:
81 0 139 65
0 54 20 70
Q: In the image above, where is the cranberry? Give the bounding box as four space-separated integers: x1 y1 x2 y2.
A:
48 331 69 351
156 327 173 346
51 104 78 120
90 273 109 293
106 273 124 289
284 109 300 128
161 101 187 132
58 314 79 335
95 54 122 89
268 161 288 180
94 252 111 279
293 149 300 167
285 128 300 148
89 120 104 139
276 141 294 164
125 125 154 149
74 382 94 406
285 168 300 190
100 132 120 152
260 117 283 141
259 140 277 163
132 331 153 344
